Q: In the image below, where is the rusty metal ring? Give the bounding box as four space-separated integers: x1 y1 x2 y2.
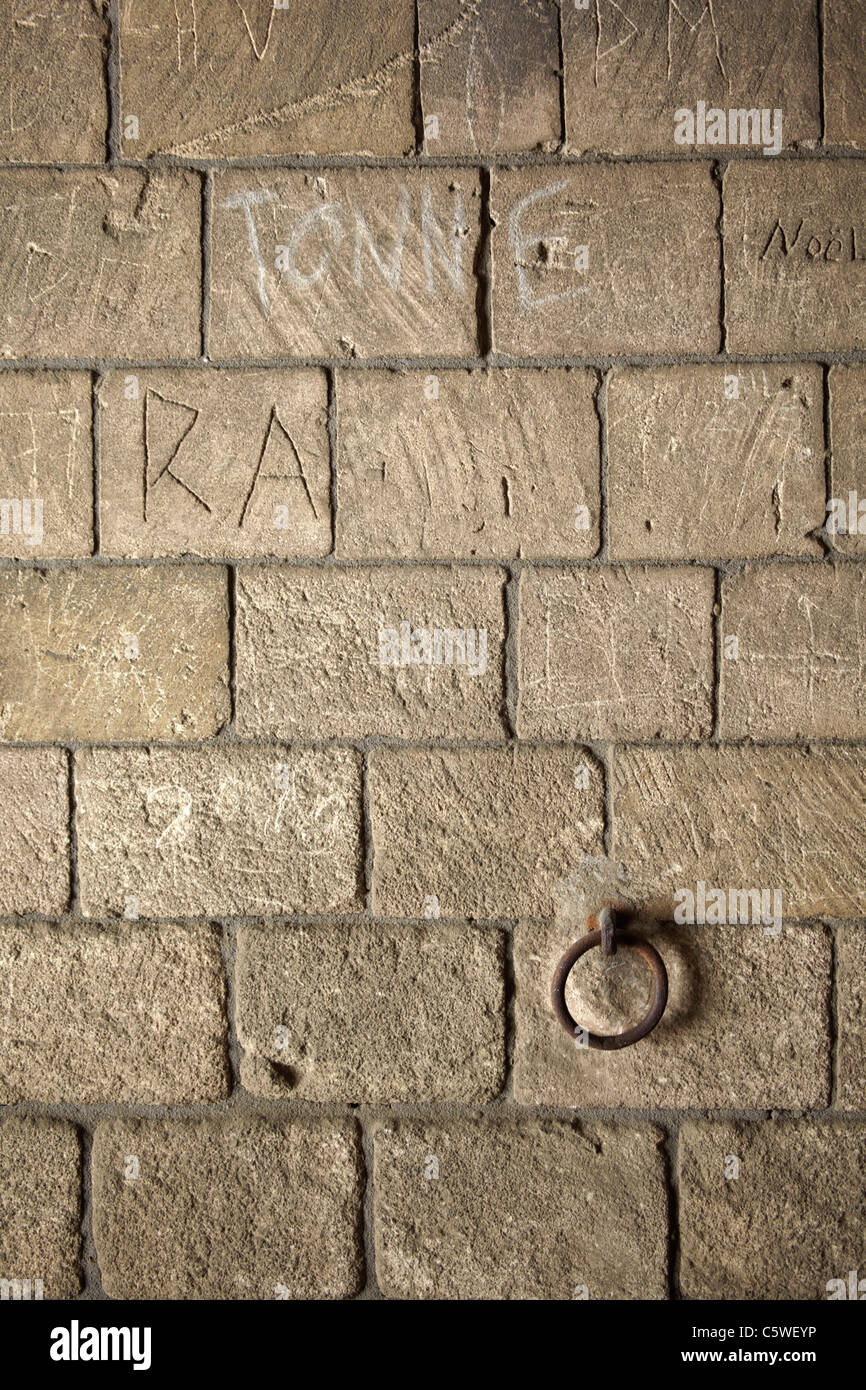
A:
551 929 668 1051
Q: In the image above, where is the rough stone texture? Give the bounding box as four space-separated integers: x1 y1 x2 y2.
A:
0 922 228 1104
236 565 506 740
836 926 866 1110
98 368 330 558
0 0 107 163
607 365 825 560
0 1117 81 1299
210 169 481 359
0 566 230 741
514 919 831 1109
76 745 363 919
374 1116 668 1299
517 565 714 739
93 1116 363 1299
611 744 866 921
0 748 69 916
0 170 201 360
336 367 600 559
0 0 861 1309
824 0 866 147
679 1120 866 1299
237 922 505 1101
419 0 560 155
720 564 866 739
828 366 866 556
369 745 604 919
0 371 93 559
491 164 720 356
562 0 820 155
118 0 415 157
724 160 866 353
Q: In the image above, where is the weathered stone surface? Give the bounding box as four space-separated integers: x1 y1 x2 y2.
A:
0 748 69 916
514 919 831 1109
93 1116 363 1299
563 0 819 155
491 164 720 356
118 0 415 157
837 926 866 1110
0 567 230 741
607 365 825 560
0 0 107 162
720 564 866 739
373 1116 667 1299
419 0 560 155
369 745 604 919
237 921 505 1101
724 161 866 353
824 0 866 147
611 744 866 920
0 170 201 360
336 367 600 559
0 1117 81 1299
828 366 866 556
0 922 228 1104
236 565 506 739
517 565 714 739
210 169 481 359
679 1120 866 1299
98 368 330 558
76 745 363 918
0 371 93 559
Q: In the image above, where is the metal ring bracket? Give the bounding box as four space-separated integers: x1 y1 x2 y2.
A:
551 908 668 1052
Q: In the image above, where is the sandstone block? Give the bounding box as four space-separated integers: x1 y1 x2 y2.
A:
336 367 600 559
118 0 415 157
93 1117 363 1299
720 563 866 738
0 748 69 916
517 565 714 739
563 0 819 155
611 744 866 920
76 745 363 918
514 918 831 1109
374 1116 668 1298
679 1120 866 1299
491 164 720 356
369 745 604 919
0 566 230 741
237 921 505 1101
724 161 866 353
0 922 228 1104
211 169 481 359
0 171 201 360
0 1118 80 1299
607 365 825 560
0 371 93 559
98 368 330 558
419 0 560 154
236 565 506 739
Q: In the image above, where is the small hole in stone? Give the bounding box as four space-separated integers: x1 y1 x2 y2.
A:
267 1060 301 1090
